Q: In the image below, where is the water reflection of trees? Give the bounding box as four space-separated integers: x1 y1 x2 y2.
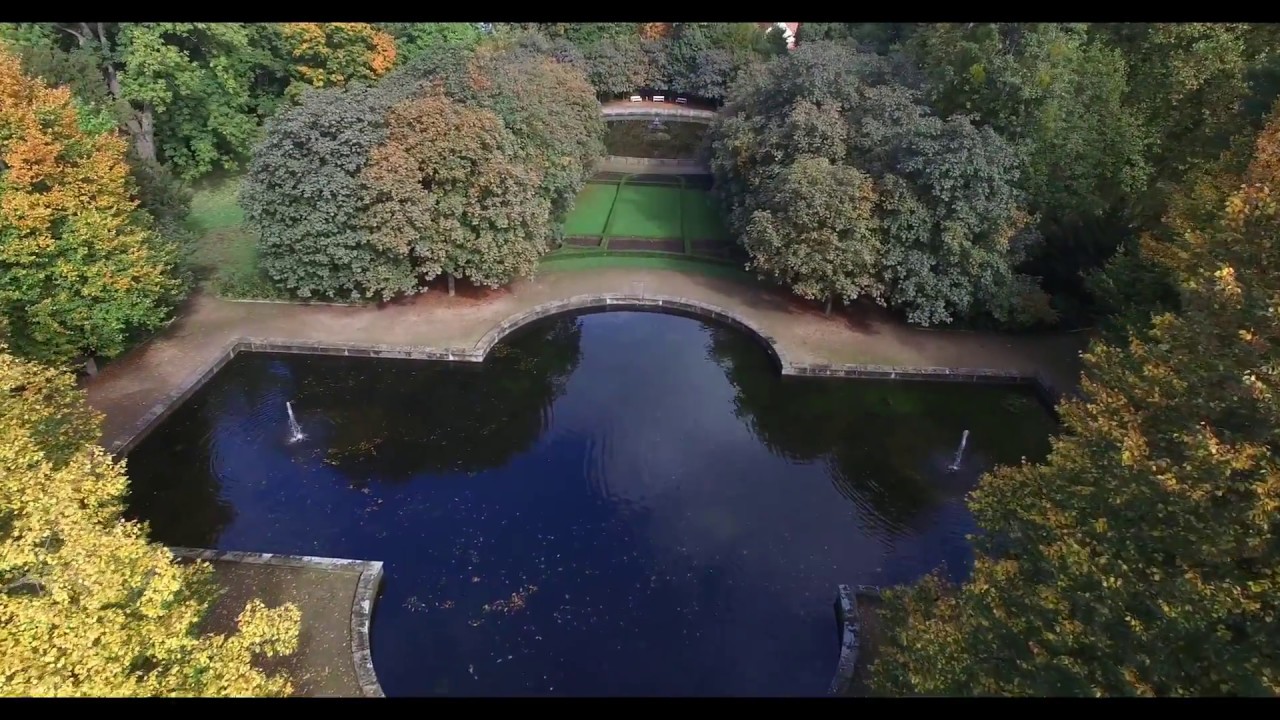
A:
293 316 583 482
705 327 1055 531
124 372 243 548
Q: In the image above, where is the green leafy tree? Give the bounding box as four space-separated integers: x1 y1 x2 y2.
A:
380 23 482 67
709 42 1046 326
903 24 1153 321
742 156 882 315
869 102 1280 697
0 48 182 366
241 82 409 299
581 34 649 99
0 348 300 696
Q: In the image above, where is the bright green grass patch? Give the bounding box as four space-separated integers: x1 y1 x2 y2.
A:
605 185 683 238
562 182 619 237
184 176 283 299
682 189 728 241
187 178 245 234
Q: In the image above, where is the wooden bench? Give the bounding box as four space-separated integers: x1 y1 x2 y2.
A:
675 97 688 105
629 95 642 102
652 95 666 102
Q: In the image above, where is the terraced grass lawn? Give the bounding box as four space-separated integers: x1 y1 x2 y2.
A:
562 182 618 237
682 189 728 241
604 185 683 239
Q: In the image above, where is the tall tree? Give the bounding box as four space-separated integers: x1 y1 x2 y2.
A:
0 349 300 696
242 81 410 300
869 102 1280 697
581 34 649 99
0 48 182 366
903 24 1152 321
40 23 278 179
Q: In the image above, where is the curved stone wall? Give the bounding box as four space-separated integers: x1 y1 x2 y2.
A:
471 294 787 371
110 294 1061 457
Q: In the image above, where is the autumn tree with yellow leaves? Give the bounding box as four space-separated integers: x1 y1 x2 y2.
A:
0 46 182 366
868 103 1280 696
280 23 396 97
0 348 300 696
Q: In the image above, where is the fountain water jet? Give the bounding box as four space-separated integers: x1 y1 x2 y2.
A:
947 430 969 472
286 401 306 443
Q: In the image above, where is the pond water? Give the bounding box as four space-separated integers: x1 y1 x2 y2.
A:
124 311 1056 697
603 119 708 160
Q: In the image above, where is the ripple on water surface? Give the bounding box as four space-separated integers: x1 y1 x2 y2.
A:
124 311 1056 696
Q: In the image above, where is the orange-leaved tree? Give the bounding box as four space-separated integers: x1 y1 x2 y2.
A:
0 45 182 367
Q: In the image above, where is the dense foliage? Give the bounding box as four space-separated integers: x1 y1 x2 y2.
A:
709 42 1048 326
0 48 182 366
0 348 300 695
243 43 604 300
869 103 1280 697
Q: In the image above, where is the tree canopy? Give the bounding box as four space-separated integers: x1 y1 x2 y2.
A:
243 42 603 300
869 101 1280 697
709 41 1048 326
0 47 182 366
0 348 300 696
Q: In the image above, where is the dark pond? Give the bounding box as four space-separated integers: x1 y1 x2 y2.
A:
603 119 708 160
124 311 1056 697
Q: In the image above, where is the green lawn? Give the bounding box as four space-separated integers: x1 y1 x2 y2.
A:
605 184 683 238
682 189 728 241
562 182 618 237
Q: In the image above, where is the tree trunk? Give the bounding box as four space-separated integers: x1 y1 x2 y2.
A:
93 28 157 163
824 293 834 317
123 106 157 163
447 274 456 297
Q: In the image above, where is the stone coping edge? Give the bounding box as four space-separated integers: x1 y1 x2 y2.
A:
600 155 711 171
168 548 386 698
829 584 883 696
107 293 1064 458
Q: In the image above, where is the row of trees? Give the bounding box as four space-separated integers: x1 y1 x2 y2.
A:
502 23 787 103
0 23 486 180
0 24 489 366
710 24 1280 329
241 42 605 300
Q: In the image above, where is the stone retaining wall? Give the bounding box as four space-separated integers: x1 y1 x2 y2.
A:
599 155 710 172
169 548 385 698
601 106 716 123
